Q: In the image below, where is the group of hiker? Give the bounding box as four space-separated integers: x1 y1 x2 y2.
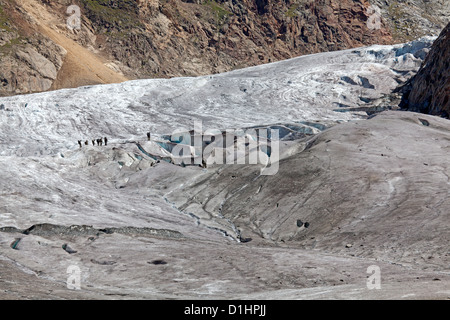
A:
78 137 108 148
77 132 151 149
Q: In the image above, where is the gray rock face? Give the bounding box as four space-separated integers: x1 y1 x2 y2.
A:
371 0 450 41
0 39 66 95
403 22 450 117
15 46 57 80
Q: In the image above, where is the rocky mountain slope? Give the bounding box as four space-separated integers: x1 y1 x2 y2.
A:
0 0 448 96
402 22 450 117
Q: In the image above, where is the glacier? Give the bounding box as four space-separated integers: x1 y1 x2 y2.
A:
0 37 449 300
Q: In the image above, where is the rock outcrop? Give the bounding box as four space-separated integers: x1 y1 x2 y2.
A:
0 39 66 94
0 0 449 96
371 0 450 42
402 22 450 117
77 0 395 78
0 1 67 95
